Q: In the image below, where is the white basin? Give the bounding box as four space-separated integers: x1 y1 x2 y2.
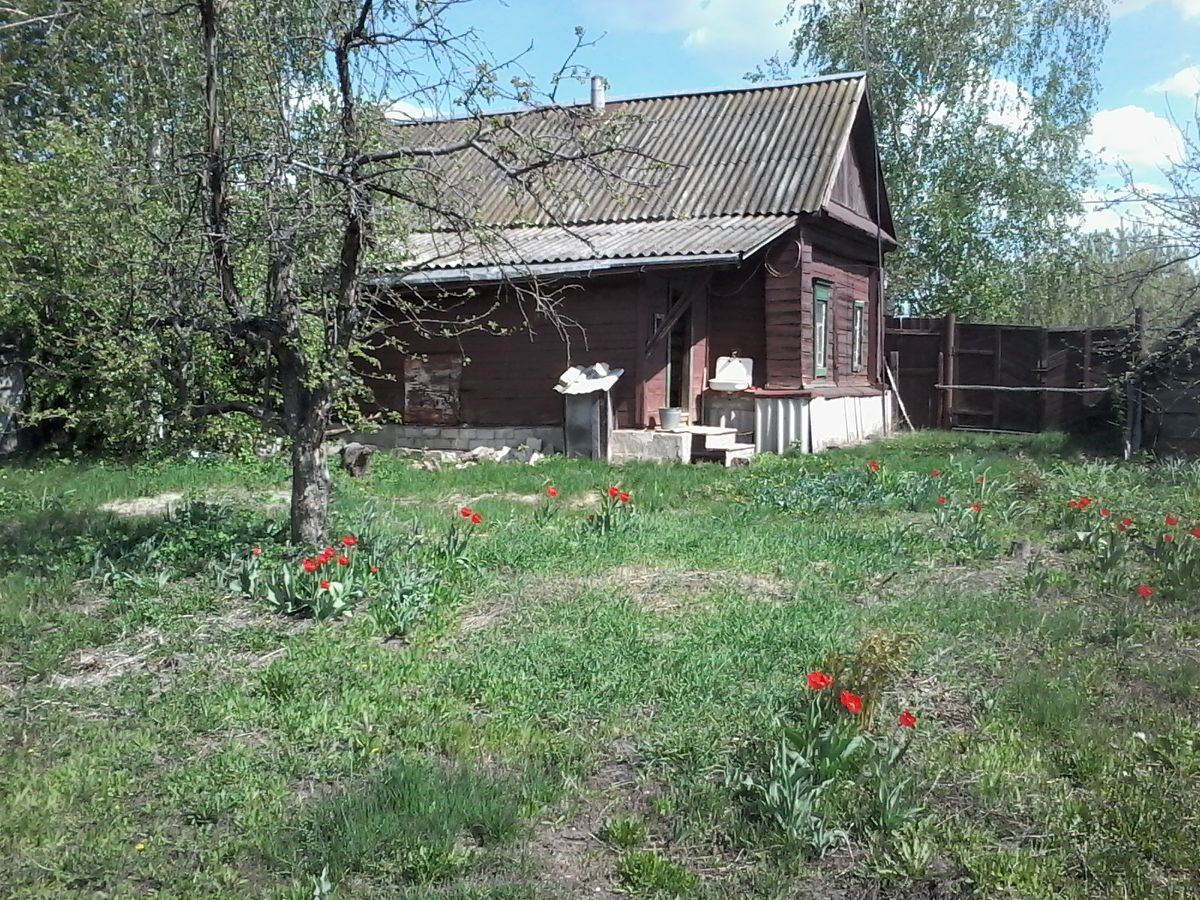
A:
709 356 753 392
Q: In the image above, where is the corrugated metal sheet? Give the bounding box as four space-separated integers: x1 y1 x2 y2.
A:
390 215 797 270
389 74 865 229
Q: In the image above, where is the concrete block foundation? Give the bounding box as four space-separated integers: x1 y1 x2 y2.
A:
609 429 692 465
351 424 563 454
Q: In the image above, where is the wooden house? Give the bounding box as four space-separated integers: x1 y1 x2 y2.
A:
364 72 897 459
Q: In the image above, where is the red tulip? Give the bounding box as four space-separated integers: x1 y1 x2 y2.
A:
868 459 881 472
807 671 833 691
619 491 631 503
899 710 916 729
937 496 947 506
1138 584 1153 599
840 691 863 714
460 507 472 518
337 555 350 566
608 486 620 498
302 559 318 574
1067 500 1079 509
1078 497 1092 510
251 547 262 556
370 565 379 574
1166 515 1179 526
1191 527 1200 539
320 579 330 590
1163 533 1175 543
971 503 982 513
471 512 483 525
976 476 986 484
1100 508 1111 518
930 469 942 478
342 536 357 547
546 486 558 498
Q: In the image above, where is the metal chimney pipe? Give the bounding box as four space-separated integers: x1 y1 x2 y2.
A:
590 75 606 113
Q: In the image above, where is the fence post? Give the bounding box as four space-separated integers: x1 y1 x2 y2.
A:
940 313 957 429
1037 327 1049 432
1124 307 1145 460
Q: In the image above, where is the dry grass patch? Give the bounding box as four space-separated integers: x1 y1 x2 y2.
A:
50 626 178 689
98 491 186 517
456 566 792 634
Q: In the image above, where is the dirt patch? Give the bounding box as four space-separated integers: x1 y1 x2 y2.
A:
458 567 792 634
530 741 653 899
460 602 511 633
206 487 291 509
50 627 180 689
98 487 291 519
590 565 792 613
902 671 978 734
290 777 340 804
232 647 288 669
99 492 185 518
68 593 109 616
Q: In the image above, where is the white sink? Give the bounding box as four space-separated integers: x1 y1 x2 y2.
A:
709 356 753 392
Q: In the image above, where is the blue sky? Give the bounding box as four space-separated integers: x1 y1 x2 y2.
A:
405 0 1200 232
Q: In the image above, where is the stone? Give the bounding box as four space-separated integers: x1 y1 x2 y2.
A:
340 442 375 477
493 446 513 463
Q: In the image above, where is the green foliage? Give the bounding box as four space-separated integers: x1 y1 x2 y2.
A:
6 438 1200 897
598 815 649 850
223 516 473 634
614 851 699 897
765 0 1109 317
582 486 635 536
733 632 924 859
821 631 920 727
286 757 533 882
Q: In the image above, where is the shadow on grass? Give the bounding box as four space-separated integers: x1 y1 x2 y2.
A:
0 501 287 580
278 755 549 886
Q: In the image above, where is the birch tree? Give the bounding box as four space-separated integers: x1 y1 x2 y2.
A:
763 0 1109 317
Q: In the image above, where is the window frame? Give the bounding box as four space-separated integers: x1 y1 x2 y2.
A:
813 281 830 377
851 300 865 373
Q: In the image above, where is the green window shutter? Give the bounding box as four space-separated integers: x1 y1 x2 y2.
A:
813 282 830 377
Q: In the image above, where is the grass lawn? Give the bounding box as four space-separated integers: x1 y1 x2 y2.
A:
2 433 1199 898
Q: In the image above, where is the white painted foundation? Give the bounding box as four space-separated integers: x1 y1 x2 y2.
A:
713 391 891 454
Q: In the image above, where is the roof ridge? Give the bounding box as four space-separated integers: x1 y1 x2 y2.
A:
601 71 866 106
390 71 866 125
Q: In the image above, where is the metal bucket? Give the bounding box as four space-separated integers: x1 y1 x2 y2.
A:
658 407 684 431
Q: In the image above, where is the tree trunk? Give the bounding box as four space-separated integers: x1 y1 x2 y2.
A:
290 411 331 546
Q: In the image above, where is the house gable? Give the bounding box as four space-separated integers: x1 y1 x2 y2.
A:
822 100 896 244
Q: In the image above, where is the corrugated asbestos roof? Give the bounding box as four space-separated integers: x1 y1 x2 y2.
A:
389 73 866 228
384 73 866 276
392 215 797 270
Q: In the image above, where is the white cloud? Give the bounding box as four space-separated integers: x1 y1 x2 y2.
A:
578 0 791 59
1075 183 1170 233
1085 105 1186 169
384 99 437 122
1147 65 1200 97
1113 0 1200 16
981 77 1033 131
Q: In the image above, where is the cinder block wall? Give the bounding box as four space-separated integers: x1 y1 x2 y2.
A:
353 424 563 453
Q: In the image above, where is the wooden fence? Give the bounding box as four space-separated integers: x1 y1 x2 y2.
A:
886 316 1134 434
